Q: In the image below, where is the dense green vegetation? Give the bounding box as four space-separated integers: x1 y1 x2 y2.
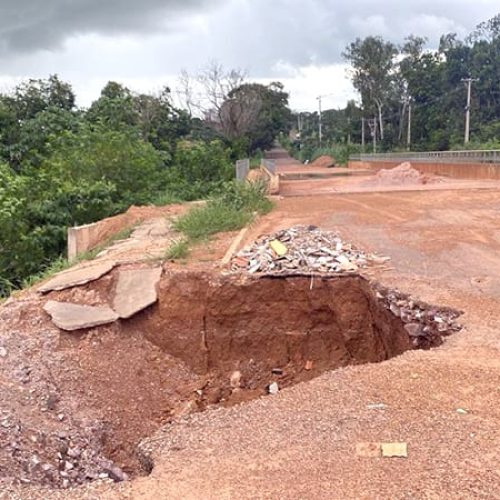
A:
0 75 291 297
292 14 500 158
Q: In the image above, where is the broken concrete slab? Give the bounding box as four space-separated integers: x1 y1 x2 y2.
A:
43 301 119 331
112 267 162 319
38 261 116 293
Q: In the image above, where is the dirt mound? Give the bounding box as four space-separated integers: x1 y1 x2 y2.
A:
246 169 267 183
374 162 439 186
311 155 335 168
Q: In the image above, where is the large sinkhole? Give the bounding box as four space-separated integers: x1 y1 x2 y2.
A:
13 272 460 489
112 272 458 478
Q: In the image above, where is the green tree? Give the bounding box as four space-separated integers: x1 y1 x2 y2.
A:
343 36 398 141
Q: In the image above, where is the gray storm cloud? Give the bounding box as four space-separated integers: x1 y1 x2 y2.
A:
0 0 218 53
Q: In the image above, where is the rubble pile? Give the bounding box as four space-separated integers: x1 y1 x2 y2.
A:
375 286 462 348
231 226 462 345
231 225 390 274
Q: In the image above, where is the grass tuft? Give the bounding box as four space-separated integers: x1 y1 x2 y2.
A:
165 239 190 260
172 179 273 250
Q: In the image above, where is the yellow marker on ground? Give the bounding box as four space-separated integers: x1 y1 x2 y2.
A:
270 240 288 257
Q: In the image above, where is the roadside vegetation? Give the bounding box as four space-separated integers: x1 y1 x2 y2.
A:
288 14 500 156
171 179 272 252
0 70 292 297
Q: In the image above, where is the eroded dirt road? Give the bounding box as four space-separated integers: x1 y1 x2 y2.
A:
4 151 500 499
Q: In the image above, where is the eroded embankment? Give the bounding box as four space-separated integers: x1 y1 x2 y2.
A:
0 271 461 489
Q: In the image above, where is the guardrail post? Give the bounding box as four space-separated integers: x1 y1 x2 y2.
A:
235 159 250 181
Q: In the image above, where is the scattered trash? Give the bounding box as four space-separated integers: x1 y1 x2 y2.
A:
367 403 387 410
0 346 7 358
269 240 288 257
232 226 389 275
271 368 283 375
381 442 408 458
267 382 279 395
456 408 468 415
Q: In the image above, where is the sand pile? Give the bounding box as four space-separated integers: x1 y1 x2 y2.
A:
374 162 438 186
311 155 335 168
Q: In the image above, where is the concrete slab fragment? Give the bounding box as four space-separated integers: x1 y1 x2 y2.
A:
44 301 119 331
381 442 408 458
112 267 162 319
38 262 115 293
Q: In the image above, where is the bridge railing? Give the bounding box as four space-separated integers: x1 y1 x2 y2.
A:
261 159 276 174
350 150 500 164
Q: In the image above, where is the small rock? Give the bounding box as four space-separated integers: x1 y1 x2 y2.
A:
105 465 129 482
67 447 81 459
389 303 401 317
404 323 422 337
304 360 314 371
271 368 283 375
0 347 7 358
230 370 242 388
456 408 468 415
267 382 279 395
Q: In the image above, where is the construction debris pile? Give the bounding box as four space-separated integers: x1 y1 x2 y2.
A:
230 226 462 345
231 225 390 274
375 285 462 348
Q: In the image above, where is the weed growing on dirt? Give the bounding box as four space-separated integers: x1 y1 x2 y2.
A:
174 203 252 240
165 239 190 260
174 180 272 241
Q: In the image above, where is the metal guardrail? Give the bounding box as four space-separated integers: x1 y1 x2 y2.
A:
261 159 276 174
350 150 500 164
235 158 250 181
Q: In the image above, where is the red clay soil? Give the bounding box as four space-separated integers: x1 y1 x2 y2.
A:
311 155 335 168
367 161 441 186
1 266 443 491
3 151 500 499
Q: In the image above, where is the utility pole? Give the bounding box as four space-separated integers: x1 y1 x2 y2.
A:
361 116 365 152
368 118 377 153
407 99 412 151
315 93 335 147
316 95 323 147
462 77 477 144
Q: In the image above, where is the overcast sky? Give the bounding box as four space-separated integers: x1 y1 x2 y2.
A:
0 0 498 111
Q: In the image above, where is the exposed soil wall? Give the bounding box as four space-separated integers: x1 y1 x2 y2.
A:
125 273 412 378
348 160 500 180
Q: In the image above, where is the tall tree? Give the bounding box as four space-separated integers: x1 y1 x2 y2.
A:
343 36 398 141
